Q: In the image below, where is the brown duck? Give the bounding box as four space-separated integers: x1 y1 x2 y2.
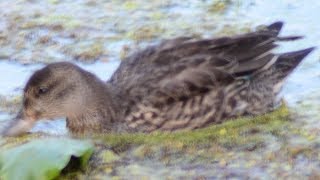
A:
2 22 314 136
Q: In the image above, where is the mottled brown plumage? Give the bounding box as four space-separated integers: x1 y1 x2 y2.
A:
1 22 314 136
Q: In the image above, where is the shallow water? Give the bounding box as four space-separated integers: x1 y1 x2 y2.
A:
0 1 320 178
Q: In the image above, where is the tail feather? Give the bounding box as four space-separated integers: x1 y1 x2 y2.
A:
266 21 283 35
231 22 314 77
275 47 315 79
277 36 303 41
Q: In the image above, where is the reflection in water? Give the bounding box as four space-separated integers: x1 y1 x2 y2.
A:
30 119 67 135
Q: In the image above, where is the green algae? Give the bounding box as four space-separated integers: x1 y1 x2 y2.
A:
126 24 166 41
22 14 82 30
64 40 105 63
99 150 120 163
48 0 60 5
1 104 317 179
0 0 318 178
122 1 139 11
0 95 22 114
208 0 233 13
0 0 256 64
59 104 293 178
96 104 289 151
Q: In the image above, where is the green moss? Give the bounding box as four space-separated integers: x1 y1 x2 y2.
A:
126 24 165 41
48 0 60 5
99 150 120 163
22 14 81 30
65 41 105 62
0 133 48 150
150 12 166 20
0 105 302 178
123 1 139 10
208 0 233 13
215 24 252 36
1 105 290 154
95 104 289 151
0 95 22 114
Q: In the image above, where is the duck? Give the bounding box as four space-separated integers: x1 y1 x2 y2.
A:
1 22 314 136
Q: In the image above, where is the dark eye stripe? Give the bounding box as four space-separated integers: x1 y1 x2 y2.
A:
56 84 76 99
34 80 60 98
47 80 61 91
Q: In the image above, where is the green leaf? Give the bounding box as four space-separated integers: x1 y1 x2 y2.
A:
0 138 94 180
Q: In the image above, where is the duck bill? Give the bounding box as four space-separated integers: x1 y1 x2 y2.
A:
1 111 36 137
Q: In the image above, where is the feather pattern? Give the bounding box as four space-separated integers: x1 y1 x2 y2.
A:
109 21 314 132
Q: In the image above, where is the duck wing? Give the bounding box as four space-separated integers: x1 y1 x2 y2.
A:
109 22 302 101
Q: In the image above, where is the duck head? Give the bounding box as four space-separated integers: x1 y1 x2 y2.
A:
2 62 119 136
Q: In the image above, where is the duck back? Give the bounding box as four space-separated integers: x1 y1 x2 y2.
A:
108 22 314 132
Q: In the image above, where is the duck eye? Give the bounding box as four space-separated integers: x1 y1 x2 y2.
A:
38 87 48 95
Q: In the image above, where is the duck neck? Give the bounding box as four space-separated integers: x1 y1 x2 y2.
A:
66 73 123 134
